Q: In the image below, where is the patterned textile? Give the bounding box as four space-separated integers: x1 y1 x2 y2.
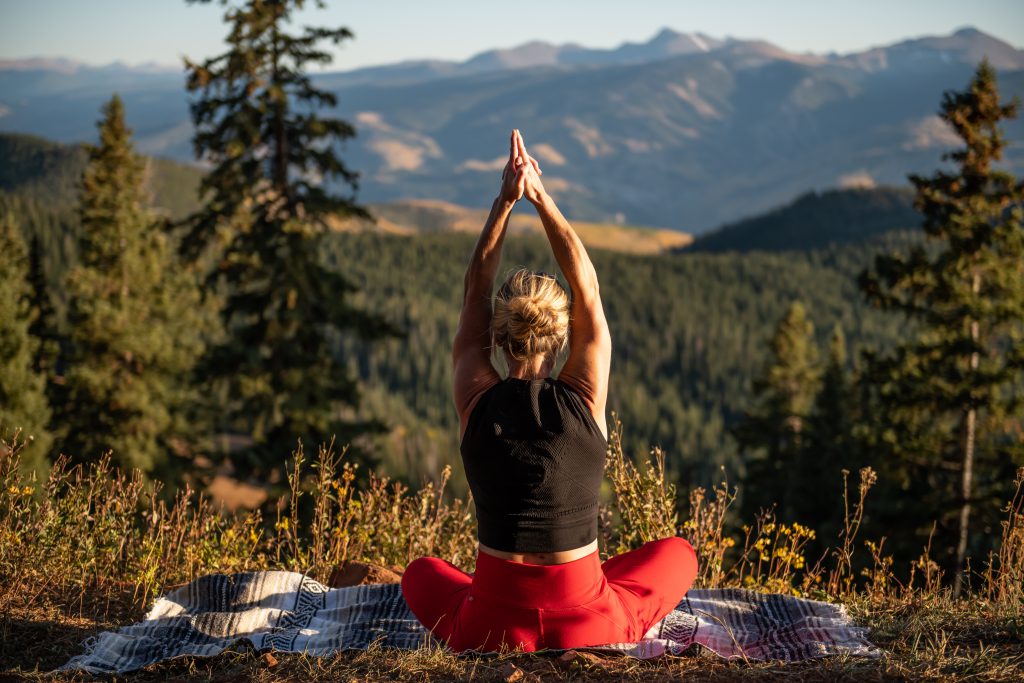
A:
58 571 879 674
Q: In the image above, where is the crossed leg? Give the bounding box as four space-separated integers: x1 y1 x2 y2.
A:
402 538 698 648
601 536 699 637
400 556 473 643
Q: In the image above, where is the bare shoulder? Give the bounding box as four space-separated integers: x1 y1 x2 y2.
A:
557 373 608 440
457 375 501 442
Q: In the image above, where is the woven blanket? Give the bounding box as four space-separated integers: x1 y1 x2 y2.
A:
59 571 879 674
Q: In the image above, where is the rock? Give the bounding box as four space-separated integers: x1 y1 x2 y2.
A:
555 650 607 673
328 561 403 588
499 662 542 682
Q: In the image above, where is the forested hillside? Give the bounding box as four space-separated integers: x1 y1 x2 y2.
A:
687 187 919 253
4 118 1015 576
326 230 911 495
0 133 203 319
3 4 1024 678
0 132 202 215
1 131 917 496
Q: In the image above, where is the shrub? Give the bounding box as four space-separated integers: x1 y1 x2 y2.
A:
1 426 1022 618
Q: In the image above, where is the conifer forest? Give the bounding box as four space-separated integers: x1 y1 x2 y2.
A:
1 0 1022 607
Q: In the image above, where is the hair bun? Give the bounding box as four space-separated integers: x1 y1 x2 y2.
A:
492 269 570 362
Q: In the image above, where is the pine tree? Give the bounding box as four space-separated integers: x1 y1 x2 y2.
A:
858 60 1024 593
803 325 855 541
26 235 62 385
735 301 822 522
809 326 852 460
0 210 53 476
183 0 399 476
62 95 208 475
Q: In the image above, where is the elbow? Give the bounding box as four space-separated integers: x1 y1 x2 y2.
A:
578 263 601 299
597 323 612 353
464 261 495 293
573 279 602 309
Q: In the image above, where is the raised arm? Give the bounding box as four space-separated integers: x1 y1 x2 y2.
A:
452 132 533 435
517 133 611 434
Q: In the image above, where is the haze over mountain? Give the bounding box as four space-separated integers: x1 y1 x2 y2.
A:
2 27 1022 233
0 131 691 255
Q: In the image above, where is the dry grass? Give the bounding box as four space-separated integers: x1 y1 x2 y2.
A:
1 429 1022 681
332 199 693 254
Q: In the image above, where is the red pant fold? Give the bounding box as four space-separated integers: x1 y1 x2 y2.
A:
401 536 698 652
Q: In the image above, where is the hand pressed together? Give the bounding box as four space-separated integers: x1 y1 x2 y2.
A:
498 129 546 205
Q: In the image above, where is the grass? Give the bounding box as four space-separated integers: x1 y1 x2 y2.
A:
1 422 1022 681
333 199 694 255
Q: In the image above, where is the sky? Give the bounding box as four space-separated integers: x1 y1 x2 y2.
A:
1 0 1023 72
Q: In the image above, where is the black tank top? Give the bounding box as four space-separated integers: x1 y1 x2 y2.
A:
460 376 608 553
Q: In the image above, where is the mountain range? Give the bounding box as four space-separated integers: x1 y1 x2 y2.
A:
2 26 1022 233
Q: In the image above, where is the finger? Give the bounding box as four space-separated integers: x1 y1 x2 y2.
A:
519 135 542 176
509 130 518 165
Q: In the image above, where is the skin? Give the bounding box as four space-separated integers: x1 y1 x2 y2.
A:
452 129 612 566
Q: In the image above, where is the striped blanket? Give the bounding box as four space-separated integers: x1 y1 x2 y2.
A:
59 571 879 674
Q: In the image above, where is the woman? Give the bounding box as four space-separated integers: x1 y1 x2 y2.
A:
401 130 698 652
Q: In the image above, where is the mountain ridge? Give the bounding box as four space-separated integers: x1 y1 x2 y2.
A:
685 187 919 253
3 131 929 255
8 25 1020 79
2 27 1022 233
0 131 691 255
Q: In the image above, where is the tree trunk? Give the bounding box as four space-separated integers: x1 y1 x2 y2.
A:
954 273 981 597
270 18 289 203
954 404 976 596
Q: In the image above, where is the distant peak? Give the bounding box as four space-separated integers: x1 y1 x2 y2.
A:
515 40 556 50
651 27 683 41
0 56 84 73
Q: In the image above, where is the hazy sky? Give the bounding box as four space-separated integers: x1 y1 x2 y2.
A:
2 0 1023 71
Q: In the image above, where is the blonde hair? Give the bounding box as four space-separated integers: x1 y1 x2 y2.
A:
492 268 570 362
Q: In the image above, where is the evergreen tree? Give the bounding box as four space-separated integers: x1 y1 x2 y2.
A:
858 60 1024 592
0 211 53 476
183 0 399 476
735 301 822 522
26 235 63 384
803 325 855 543
63 95 208 475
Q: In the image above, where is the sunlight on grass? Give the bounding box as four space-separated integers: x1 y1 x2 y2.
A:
1 428 1022 680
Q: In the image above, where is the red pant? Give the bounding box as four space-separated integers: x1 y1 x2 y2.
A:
401 537 698 652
